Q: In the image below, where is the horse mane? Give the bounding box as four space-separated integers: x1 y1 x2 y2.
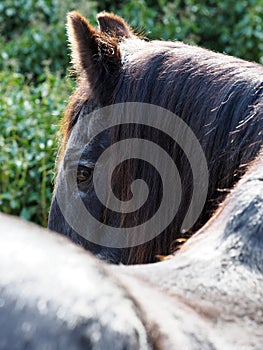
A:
59 12 263 264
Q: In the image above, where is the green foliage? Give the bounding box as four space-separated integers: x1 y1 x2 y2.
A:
0 0 98 76
110 0 263 64
0 69 73 225
0 0 262 226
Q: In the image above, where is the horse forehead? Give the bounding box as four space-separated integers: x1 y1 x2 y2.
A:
66 105 102 146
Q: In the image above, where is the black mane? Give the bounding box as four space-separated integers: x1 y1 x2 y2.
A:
103 40 263 263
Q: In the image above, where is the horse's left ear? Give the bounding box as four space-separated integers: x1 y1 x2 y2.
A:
97 12 134 39
67 11 121 104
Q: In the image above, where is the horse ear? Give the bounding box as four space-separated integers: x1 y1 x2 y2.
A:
97 12 133 39
67 11 121 103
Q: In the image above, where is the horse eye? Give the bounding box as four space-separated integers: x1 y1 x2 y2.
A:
77 166 93 184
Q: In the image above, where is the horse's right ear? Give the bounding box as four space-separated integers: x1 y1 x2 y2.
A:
67 11 121 103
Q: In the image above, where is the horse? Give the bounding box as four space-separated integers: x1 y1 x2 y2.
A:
1 11 262 350
0 150 262 349
48 11 263 265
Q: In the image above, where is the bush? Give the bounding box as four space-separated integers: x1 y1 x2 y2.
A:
0 68 73 225
112 0 263 64
0 0 98 76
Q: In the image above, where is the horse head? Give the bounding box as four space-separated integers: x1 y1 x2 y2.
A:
49 11 263 265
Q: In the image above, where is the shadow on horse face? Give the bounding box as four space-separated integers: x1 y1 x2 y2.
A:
48 108 126 263
48 11 263 265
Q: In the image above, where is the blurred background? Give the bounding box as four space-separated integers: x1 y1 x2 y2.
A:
0 0 262 227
